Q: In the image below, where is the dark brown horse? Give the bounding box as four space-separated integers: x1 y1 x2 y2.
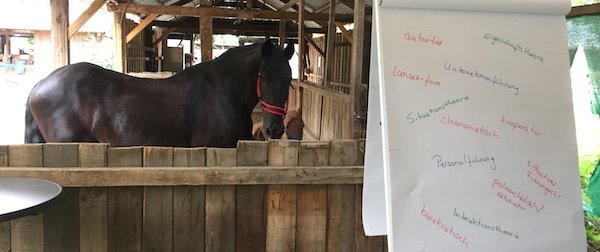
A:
25 41 294 147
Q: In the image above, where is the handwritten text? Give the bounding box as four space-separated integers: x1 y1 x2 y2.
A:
406 95 470 124
441 115 500 139
444 61 519 95
500 115 543 137
492 178 545 213
421 205 469 248
483 33 544 62
527 160 561 199
453 207 519 239
432 154 496 170
404 32 444 46
393 66 441 87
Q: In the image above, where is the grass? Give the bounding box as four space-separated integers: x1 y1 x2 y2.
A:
581 153 600 250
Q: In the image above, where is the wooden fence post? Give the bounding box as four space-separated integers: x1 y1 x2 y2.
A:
173 147 206 252
142 147 174 252
43 143 80 252
327 140 357 251
266 140 299 251
296 141 330 251
8 144 44 252
0 145 9 251
205 147 237 252
79 143 109 252
107 147 143 252
236 141 268 252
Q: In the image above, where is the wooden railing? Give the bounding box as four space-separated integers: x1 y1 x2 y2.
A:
0 140 385 252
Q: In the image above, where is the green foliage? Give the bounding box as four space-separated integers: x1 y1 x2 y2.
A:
581 155 600 250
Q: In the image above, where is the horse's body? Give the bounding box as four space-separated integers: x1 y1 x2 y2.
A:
25 41 294 147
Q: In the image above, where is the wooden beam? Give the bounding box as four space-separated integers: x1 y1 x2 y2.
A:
199 0 213 62
126 13 160 44
0 166 364 186
279 21 286 46
348 0 364 139
297 0 305 82
334 22 352 44
69 0 107 38
278 0 299 12
107 2 353 22
113 12 125 72
324 0 336 86
304 33 324 57
51 0 70 68
567 4 600 17
152 27 176 48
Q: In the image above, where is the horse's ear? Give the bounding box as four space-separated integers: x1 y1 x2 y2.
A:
284 43 294 60
262 40 274 58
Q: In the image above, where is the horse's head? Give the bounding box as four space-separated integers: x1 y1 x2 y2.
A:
257 41 294 139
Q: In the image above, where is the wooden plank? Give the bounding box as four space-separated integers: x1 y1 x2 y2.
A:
298 0 305 81
236 141 268 252
0 145 9 252
296 142 329 252
324 0 336 86
173 147 206 252
43 144 80 252
334 22 353 44
51 0 70 67
107 147 143 252
8 144 44 252
568 3 600 17
126 13 159 44
278 0 299 11
79 143 109 252
349 0 365 139
69 0 107 38
305 33 325 57
113 12 125 72
205 148 237 252
266 140 298 252
142 147 174 252
199 0 213 62
0 166 363 186
327 140 357 251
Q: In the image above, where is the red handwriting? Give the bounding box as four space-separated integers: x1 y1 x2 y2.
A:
500 115 542 136
527 160 561 199
420 205 469 248
491 178 545 213
392 66 441 87
440 115 500 139
404 32 444 46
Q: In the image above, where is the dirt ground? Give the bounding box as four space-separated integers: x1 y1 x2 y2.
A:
0 70 40 145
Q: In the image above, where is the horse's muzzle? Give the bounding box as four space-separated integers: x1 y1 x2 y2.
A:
264 123 284 139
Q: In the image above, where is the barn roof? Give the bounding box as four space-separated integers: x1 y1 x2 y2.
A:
112 0 373 37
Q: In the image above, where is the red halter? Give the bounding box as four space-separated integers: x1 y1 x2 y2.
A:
256 77 287 117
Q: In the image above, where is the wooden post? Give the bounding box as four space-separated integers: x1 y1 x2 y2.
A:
8 145 44 252
199 0 213 62
236 141 268 252
43 143 80 252
173 147 207 252
279 21 286 46
142 147 174 252
113 12 125 72
324 0 336 87
205 148 237 252
296 142 329 251
297 0 305 82
107 147 143 252
50 0 70 68
327 140 357 251
266 140 299 252
79 143 109 252
348 0 365 139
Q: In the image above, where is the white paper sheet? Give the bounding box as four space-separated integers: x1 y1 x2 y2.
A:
369 1 587 251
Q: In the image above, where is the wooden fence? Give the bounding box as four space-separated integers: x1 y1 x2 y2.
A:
0 140 386 252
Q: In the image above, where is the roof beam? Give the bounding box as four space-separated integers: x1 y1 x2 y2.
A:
278 0 299 12
125 13 160 44
304 33 324 57
69 0 107 38
107 2 353 22
334 22 352 43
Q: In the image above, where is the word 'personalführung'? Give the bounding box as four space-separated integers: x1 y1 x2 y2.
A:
431 153 496 170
